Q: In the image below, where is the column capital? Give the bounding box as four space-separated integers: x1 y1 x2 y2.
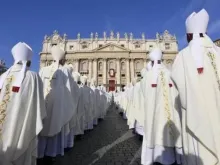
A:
88 58 93 62
73 59 79 62
102 58 107 62
116 58 121 62
66 59 73 63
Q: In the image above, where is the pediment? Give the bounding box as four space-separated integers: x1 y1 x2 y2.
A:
93 43 130 52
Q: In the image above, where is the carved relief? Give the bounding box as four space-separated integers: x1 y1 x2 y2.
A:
108 60 116 69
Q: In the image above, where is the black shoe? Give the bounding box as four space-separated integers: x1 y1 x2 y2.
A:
64 147 72 152
139 135 143 141
132 129 136 134
75 135 82 141
43 156 56 165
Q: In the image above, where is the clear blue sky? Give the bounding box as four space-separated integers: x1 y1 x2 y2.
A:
0 0 219 71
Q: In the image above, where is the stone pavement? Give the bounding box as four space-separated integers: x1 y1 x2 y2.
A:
52 106 143 165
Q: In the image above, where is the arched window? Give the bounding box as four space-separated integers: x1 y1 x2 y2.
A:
121 62 125 70
98 62 103 71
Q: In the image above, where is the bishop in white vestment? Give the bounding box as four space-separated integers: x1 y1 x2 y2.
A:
90 78 99 126
134 67 150 136
0 42 46 165
140 48 182 165
172 9 220 165
38 45 75 158
64 64 80 149
126 78 138 130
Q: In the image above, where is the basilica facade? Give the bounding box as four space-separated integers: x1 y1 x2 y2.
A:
214 39 220 47
40 30 178 91
0 60 7 76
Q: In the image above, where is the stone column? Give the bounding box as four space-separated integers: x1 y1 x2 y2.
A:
88 59 93 81
126 59 130 84
116 59 121 91
74 59 79 72
93 59 98 83
130 59 135 80
144 59 147 67
103 59 107 85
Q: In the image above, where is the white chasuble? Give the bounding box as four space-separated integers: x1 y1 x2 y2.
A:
39 64 75 137
140 67 182 165
68 76 80 131
0 65 46 165
172 47 220 165
133 82 145 127
126 86 136 129
89 87 97 122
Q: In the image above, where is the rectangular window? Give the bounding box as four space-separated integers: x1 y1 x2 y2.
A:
135 44 141 48
121 44 125 47
98 74 102 77
51 43 57 47
82 45 87 49
121 74 125 77
69 45 74 50
99 44 103 48
165 43 170 49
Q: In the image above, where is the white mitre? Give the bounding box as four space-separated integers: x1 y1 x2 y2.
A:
186 9 209 34
72 72 80 82
186 11 196 34
0 42 33 92
186 9 210 73
80 75 88 85
149 47 163 63
149 47 163 86
51 45 65 68
66 64 74 73
90 78 96 87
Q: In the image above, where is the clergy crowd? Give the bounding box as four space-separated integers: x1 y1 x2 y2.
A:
0 8 220 165
0 36 112 164
114 9 220 165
